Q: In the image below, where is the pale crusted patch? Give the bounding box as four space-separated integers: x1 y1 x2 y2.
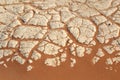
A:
45 57 60 67
38 41 60 55
13 26 47 39
19 41 38 58
47 30 69 46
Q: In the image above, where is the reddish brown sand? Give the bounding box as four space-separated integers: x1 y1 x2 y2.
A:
0 52 120 80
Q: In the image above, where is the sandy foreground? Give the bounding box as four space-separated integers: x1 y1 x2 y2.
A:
0 0 120 80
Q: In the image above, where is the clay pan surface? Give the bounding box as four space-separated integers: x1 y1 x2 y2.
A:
0 0 120 80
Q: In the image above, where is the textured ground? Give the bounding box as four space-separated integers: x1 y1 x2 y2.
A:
0 0 120 72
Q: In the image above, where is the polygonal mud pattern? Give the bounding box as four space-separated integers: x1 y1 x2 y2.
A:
0 0 120 71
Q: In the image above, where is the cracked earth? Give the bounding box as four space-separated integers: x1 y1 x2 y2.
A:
0 0 120 72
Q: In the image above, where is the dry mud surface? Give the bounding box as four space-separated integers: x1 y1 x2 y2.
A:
0 0 120 80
